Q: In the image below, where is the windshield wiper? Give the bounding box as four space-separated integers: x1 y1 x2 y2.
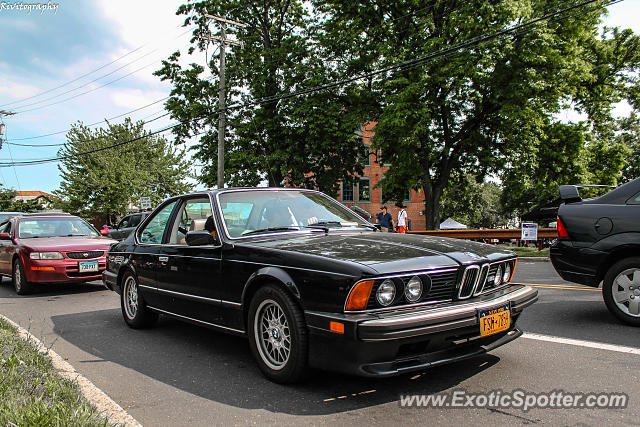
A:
242 227 301 236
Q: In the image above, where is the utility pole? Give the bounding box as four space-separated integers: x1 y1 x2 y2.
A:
201 14 245 189
0 110 15 150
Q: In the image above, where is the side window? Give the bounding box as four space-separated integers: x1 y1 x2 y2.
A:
627 191 640 205
129 214 142 227
118 216 131 229
138 202 178 244
169 198 214 245
0 221 11 234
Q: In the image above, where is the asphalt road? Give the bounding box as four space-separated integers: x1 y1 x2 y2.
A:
0 261 639 426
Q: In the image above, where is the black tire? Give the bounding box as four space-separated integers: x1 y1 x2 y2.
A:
247 284 309 383
603 257 640 326
13 258 32 295
120 271 158 328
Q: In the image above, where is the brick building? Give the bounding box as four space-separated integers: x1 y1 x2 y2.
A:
335 122 426 230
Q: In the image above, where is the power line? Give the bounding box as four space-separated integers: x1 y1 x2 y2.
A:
0 25 191 109
0 0 615 167
4 111 171 148
4 96 169 142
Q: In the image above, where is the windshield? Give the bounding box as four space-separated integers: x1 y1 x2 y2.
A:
18 217 99 238
218 190 371 238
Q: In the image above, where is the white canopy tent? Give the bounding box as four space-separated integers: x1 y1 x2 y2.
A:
439 217 468 230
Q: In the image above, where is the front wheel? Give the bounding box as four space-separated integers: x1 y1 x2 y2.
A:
120 271 158 328
603 257 640 326
247 285 309 383
13 258 32 295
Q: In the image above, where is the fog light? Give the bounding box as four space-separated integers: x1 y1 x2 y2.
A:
376 279 396 306
404 276 423 302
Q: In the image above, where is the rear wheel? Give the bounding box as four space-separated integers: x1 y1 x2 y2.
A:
120 271 158 328
13 258 32 295
247 284 309 383
603 257 640 326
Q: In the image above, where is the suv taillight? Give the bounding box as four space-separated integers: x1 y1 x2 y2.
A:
557 216 569 238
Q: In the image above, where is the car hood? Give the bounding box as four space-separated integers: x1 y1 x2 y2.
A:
242 231 515 274
18 235 116 252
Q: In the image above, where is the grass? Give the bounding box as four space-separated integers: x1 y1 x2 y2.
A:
498 244 550 257
0 318 113 426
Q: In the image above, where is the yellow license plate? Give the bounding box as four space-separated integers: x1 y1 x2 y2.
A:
479 304 511 337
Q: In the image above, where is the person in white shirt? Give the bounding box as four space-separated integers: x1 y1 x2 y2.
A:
396 203 407 234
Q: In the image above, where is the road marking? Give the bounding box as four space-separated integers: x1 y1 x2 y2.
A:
512 282 601 292
523 332 640 356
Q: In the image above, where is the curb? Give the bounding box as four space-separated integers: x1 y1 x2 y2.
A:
0 314 142 427
518 257 550 262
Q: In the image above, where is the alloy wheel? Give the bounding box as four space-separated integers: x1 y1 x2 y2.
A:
123 276 139 319
254 299 291 370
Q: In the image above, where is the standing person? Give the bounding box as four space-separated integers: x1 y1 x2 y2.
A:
396 203 407 234
376 205 393 232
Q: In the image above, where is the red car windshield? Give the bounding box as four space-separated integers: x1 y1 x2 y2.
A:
18 217 99 239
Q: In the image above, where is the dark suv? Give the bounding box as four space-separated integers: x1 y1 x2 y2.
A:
107 212 150 241
550 178 640 325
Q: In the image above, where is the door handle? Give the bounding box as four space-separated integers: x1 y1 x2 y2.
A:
158 256 169 263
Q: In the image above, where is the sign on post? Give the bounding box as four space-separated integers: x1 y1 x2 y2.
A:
139 197 152 210
521 223 538 241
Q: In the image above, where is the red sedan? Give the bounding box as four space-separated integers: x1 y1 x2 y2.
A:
0 213 116 295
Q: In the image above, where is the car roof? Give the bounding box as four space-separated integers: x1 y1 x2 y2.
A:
15 212 74 219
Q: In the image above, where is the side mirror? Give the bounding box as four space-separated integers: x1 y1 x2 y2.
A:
186 230 215 246
0 232 9 240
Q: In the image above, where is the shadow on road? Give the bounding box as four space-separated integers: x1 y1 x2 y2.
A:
0 279 105 298
51 309 500 416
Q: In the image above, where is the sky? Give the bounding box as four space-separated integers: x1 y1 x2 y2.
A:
0 0 639 194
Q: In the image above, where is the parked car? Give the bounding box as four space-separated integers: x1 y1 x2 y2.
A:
551 178 640 325
105 212 151 240
103 188 537 383
0 213 116 295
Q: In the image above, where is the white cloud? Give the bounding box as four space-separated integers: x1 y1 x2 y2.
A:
109 88 167 110
0 80 40 100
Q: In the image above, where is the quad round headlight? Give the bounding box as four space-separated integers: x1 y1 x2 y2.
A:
494 265 503 287
503 263 512 283
376 279 396 306
404 276 423 302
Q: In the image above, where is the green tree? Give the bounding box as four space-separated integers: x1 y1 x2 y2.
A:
0 185 17 211
440 175 510 229
55 119 193 221
617 113 640 182
155 0 366 194
316 0 635 229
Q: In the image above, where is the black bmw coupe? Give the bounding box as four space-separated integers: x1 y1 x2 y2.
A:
103 188 537 383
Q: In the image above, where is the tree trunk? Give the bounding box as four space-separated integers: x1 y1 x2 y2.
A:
422 183 444 230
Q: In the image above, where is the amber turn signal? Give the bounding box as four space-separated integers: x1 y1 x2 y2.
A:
509 259 518 282
330 321 344 333
345 280 374 311
31 266 55 271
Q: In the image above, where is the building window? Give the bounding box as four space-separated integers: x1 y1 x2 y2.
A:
359 145 371 166
342 182 354 202
358 178 371 202
380 188 411 203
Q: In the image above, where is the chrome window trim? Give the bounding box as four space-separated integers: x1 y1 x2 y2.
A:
214 188 374 241
147 305 244 334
